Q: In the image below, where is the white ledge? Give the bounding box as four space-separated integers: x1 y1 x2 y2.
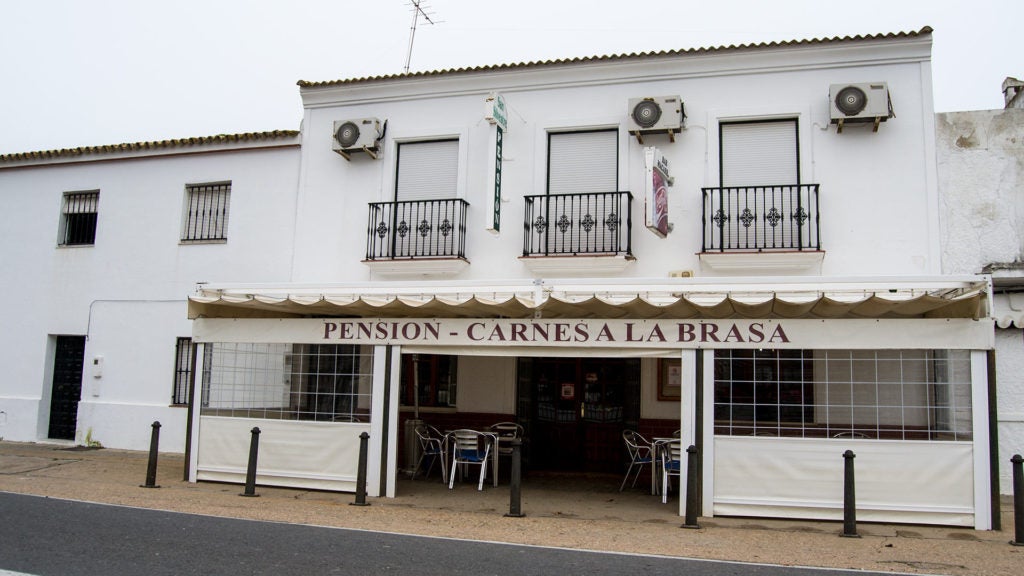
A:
364 258 470 278
699 251 825 272
519 255 635 276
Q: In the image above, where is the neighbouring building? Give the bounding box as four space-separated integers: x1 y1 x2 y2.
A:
0 27 1001 529
937 83 1024 496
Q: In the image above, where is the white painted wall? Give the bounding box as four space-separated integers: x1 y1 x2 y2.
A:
937 108 1024 493
0 144 300 450
938 110 1024 274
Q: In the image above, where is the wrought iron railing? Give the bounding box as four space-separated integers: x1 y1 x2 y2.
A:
523 191 633 256
701 184 821 252
366 199 469 260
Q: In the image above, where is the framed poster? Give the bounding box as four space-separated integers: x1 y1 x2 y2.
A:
658 358 682 401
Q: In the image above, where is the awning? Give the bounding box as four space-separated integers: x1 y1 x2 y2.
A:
993 292 1024 328
188 276 990 321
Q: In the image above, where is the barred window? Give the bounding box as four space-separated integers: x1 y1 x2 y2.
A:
59 190 99 246
200 343 373 422
182 182 230 242
172 337 194 405
714 349 972 441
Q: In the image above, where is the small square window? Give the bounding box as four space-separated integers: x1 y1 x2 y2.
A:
59 190 99 246
182 182 230 242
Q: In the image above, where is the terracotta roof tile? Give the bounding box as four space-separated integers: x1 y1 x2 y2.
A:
298 27 933 89
0 130 300 164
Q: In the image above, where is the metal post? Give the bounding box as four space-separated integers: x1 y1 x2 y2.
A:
352 431 370 506
681 445 700 529
240 427 260 497
1011 454 1024 546
505 438 525 518
141 421 161 488
841 450 860 538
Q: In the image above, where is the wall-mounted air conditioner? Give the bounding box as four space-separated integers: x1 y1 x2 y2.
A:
829 83 893 133
627 96 684 143
332 118 386 159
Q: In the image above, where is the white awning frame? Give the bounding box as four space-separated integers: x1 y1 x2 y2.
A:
188 275 991 322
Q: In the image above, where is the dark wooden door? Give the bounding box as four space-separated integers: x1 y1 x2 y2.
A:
48 335 85 440
521 357 639 473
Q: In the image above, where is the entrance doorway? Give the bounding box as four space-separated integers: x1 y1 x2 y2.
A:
48 335 85 440
517 357 640 473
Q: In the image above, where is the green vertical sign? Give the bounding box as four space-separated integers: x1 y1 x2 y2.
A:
493 125 503 231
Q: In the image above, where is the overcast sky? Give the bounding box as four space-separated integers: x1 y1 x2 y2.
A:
1 0 1018 155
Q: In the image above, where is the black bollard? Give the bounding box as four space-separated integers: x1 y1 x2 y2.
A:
141 421 161 488
841 450 860 538
240 427 261 497
681 444 700 529
1011 454 1024 546
505 438 525 518
351 431 370 506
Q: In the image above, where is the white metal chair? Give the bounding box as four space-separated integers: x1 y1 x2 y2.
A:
447 429 493 490
412 424 447 482
489 421 523 457
619 430 656 493
659 439 683 504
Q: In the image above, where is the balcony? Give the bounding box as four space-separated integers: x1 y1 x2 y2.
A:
521 191 634 275
700 185 823 271
364 199 469 276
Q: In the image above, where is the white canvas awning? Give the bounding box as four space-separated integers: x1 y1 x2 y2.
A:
188 275 990 321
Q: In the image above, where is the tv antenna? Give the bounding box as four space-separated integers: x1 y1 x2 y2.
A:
403 1 439 74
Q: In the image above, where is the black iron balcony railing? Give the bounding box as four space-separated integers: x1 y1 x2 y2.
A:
701 184 821 252
366 198 469 260
523 191 633 257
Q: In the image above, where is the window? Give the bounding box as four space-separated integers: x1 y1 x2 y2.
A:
533 129 623 254
547 130 618 195
719 119 799 187
59 190 99 246
396 140 459 201
713 349 973 441
400 354 457 408
200 343 373 422
182 182 231 242
374 140 465 258
711 119 811 250
172 337 195 405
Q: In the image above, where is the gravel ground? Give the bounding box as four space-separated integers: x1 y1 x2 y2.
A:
0 440 1020 575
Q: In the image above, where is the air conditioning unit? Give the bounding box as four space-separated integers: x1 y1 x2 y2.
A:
829 83 893 133
627 96 684 142
332 118 385 159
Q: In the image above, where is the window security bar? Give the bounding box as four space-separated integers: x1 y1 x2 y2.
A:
366 198 469 260
522 191 633 257
701 184 821 252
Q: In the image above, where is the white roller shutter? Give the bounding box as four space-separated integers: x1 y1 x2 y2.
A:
548 130 618 194
396 140 459 201
720 120 798 187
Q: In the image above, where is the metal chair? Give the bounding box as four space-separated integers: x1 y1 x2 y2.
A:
447 429 493 490
412 424 447 482
619 430 656 493
489 421 523 457
659 439 683 504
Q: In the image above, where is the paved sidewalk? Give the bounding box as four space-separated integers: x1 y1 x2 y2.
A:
0 440 1020 575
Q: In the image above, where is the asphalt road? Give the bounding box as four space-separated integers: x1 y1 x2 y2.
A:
0 492 903 576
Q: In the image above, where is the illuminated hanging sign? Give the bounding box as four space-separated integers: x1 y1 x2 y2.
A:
643 147 672 238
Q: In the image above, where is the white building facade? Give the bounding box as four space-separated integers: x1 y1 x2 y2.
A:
0 28 1000 529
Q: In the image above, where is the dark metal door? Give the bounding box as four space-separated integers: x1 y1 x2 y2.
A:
48 335 85 440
